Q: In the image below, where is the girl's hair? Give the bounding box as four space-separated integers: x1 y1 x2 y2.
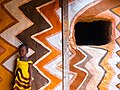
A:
18 43 28 53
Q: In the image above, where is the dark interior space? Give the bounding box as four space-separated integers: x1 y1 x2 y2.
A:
74 20 112 45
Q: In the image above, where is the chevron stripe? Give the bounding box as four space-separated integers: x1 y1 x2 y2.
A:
80 46 107 90
0 37 17 90
69 45 86 90
0 65 13 90
116 63 120 89
0 37 17 64
116 23 120 56
14 0 52 89
75 47 93 90
0 45 5 55
32 66 49 90
69 0 120 90
0 0 18 34
34 0 62 89
0 0 34 72
18 0 50 63
95 44 115 90
116 50 120 56
0 0 18 89
111 5 120 90
68 1 101 89
117 63 120 68
45 32 62 79
44 32 62 89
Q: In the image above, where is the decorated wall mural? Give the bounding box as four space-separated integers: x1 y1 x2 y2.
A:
0 0 62 90
69 0 120 90
0 0 120 90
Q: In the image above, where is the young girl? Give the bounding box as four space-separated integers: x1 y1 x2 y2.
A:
13 44 33 90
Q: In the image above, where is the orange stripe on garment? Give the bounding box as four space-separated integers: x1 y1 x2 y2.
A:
36 0 61 89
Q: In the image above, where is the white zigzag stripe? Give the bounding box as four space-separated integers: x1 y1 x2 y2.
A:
98 9 120 90
31 1 61 89
109 9 120 90
109 44 120 90
79 46 107 90
0 0 34 72
45 32 62 90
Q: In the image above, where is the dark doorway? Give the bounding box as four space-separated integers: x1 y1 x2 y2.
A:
74 20 112 45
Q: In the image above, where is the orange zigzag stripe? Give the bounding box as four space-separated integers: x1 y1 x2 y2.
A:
0 1 17 89
69 46 86 90
116 19 120 56
111 5 120 89
0 37 17 90
97 43 115 90
36 0 61 89
76 0 119 89
0 0 18 33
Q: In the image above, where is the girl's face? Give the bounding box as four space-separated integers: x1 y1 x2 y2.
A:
19 46 27 57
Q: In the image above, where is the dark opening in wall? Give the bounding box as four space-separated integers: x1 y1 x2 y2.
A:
74 20 112 45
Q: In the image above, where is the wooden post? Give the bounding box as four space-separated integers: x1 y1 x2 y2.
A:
61 0 69 90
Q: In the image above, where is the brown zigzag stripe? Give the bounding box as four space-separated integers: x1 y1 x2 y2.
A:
0 0 18 34
117 63 120 69
17 0 51 89
77 48 93 90
74 0 120 90
116 83 120 89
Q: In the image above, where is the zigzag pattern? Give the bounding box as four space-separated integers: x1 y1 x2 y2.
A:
116 63 120 89
77 47 93 90
111 6 120 56
35 0 62 89
69 0 120 90
116 18 120 56
111 5 120 90
15 0 53 89
0 0 17 89
17 0 50 63
1 0 120 90
44 32 62 89
1 0 33 72
0 0 18 34
0 37 17 90
80 46 107 90
69 46 86 90
68 1 100 89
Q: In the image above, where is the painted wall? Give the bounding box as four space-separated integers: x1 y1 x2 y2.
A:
0 0 120 90
69 0 120 90
0 0 62 90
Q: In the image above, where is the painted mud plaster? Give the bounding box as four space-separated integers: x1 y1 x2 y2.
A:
69 0 120 90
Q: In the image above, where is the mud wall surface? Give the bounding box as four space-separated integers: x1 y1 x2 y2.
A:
0 0 120 90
